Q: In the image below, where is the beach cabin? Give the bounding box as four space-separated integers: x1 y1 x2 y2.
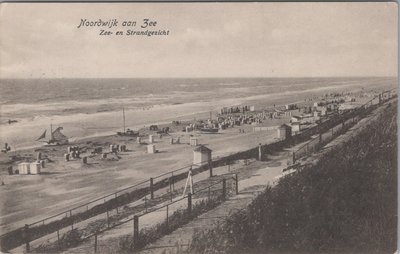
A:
18 162 30 175
327 103 339 112
313 111 321 117
147 144 156 154
316 106 327 116
285 103 297 110
149 135 154 143
193 145 212 166
277 124 292 140
190 137 198 146
290 123 301 134
30 162 41 174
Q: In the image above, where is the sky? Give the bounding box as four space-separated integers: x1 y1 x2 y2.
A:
0 2 397 78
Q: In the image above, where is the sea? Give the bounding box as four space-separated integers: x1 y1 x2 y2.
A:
0 77 396 150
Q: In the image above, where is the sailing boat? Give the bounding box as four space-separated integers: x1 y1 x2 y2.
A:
116 108 139 137
36 124 69 145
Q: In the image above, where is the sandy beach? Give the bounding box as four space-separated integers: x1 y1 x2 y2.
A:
0 77 395 235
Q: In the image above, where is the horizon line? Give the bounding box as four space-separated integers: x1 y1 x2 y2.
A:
0 75 398 80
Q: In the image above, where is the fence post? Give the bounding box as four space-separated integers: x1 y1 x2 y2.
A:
172 172 175 191
24 224 30 253
94 234 98 253
235 173 239 195
292 152 296 163
150 177 154 199
187 193 192 214
209 161 213 177
115 193 119 214
107 210 110 228
133 216 139 247
222 179 226 200
166 205 169 230
258 143 262 161
57 229 60 249
145 195 148 212
169 177 173 201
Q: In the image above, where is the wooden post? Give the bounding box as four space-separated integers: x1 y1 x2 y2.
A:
187 193 192 214
235 173 239 195
94 234 98 253
292 152 296 163
258 143 262 161
150 177 154 199
107 210 110 228
24 224 30 252
115 193 119 214
133 215 139 247
169 177 173 201
144 195 147 212
222 179 226 200
209 161 213 177
166 205 169 229
171 172 175 191
208 186 211 200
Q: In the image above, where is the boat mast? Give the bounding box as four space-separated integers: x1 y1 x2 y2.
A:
123 108 126 133
50 123 53 141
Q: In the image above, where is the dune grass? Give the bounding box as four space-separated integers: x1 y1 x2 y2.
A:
189 103 397 254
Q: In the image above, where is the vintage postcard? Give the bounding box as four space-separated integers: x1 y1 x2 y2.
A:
0 2 397 254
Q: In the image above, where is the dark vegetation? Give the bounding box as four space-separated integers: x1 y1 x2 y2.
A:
118 193 224 252
33 229 83 253
190 103 397 254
